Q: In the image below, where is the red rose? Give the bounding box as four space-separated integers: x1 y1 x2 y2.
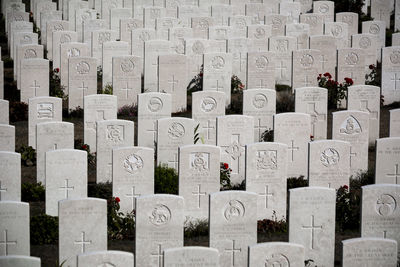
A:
343 185 348 189
82 144 88 150
115 197 120 203
223 163 229 169
199 72 203 77
55 68 60 73
369 64 374 70
344 77 353 85
323 72 332 79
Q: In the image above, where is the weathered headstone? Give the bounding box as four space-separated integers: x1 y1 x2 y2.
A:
292 50 322 89
77 251 134 267
337 48 366 86
375 137 400 184
313 1 334 23
0 152 21 201
102 41 129 88
269 36 297 86
248 242 305 266
324 22 349 49
382 46 400 105
52 30 78 71
20 59 49 103
351 34 378 71
309 35 337 78
246 52 275 90
46 20 69 61
144 40 172 92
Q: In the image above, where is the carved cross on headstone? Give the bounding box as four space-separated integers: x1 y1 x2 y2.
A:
74 231 92 253
78 81 88 99
288 140 299 162
277 61 287 80
168 75 178 92
30 80 40 96
390 73 400 91
259 185 274 209
254 118 268 141
256 79 265 89
167 153 179 169
125 186 141 210
202 120 215 140
192 184 206 208
0 181 7 201
303 75 313 87
225 240 241 266
386 164 400 184
0 230 17 256
302 215 322 249
222 134 245 175
121 82 132 99
147 121 157 144
151 244 163 267
320 54 328 70
212 80 223 91
360 100 378 119
307 102 326 136
59 179 74 199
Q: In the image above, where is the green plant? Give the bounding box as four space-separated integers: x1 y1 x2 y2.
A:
287 176 308 190
194 123 204 144
187 65 203 94
74 139 96 166
231 75 244 94
257 212 287 235
17 145 36 166
21 182 45 202
365 63 381 87
276 91 294 113
118 104 137 117
30 215 58 245
88 182 112 199
107 197 135 240
220 162 232 190
100 84 113 95
154 164 178 194
50 68 67 100
9 102 28 122
63 106 84 118
184 219 209 238
318 72 353 109
260 129 273 142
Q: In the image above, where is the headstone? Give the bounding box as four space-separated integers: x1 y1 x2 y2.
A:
362 20 386 57
178 144 220 220
342 237 398 267
77 251 134 267
217 115 254 184
227 38 252 84
191 17 214 39
332 110 370 175
295 87 328 140
309 35 337 78
0 125 15 152
135 194 184 267
158 54 188 113
143 6 167 29
84 95 118 153
370 0 391 28
389 109 400 137
83 19 107 46
280 2 301 23
211 4 233 26
265 14 287 37
91 30 118 66
209 26 234 41
382 46 400 105
246 142 287 220
248 242 305 266
67 1 89 29
308 140 351 189
52 30 78 71
247 25 272 52
156 17 178 40
35 1 56 25
110 8 132 38
9 21 32 59
112 146 154 214
324 22 349 48
15 44 43 86
292 50 322 89
59 198 107 267
46 20 70 61
101 0 123 26
0 256 40 267
336 12 359 45
337 48 366 86
0 152 21 201
246 52 275 91
243 89 276 142
286 23 310 50
289 187 336 267
131 28 156 61
137 92 171 149
229 16 252 38
120 18 143 53
144 40 172 92
75 9 97 42
209 191 257 267
269 36 297 86
157 117 195 171
45 149 87 216
300 14 324 36
12 32 38 62
361 184 400 258
375 137 400 184
102 41 129 88
20 59 49 103
163 247 219 267
0 100 8 124
274 113 311 177
96 119 135 183
351 34 378 71
6 11 29 38
313 1 334 23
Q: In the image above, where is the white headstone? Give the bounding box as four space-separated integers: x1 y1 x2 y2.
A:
309 35 337 78
248 242 305 266
337 48 366 86
52 30 78 71
351 34 378 71
0 125 15 152
20 59 49 103
382 46 400 105
163 247 219 267
102 41 129 88
269 36 297 86
313 1 334 23
389 108 400 137
292 50 322 89
77 251 134 267
324 22 349 48
375 137 400 184
300 14 324 36
0 256 40 267
144 40 172 92
91 30 118 66
46 20 69 61
0 152 21 201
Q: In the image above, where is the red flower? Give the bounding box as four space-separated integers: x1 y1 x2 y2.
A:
310 135 314 141
323 72 332 79
344 77 353 85
223 163 229 169
82 144 88 150
55 68 60 73
369 64 375 70
343 185 349 190
115 197 120 203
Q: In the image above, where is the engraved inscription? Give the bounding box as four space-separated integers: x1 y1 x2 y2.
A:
24 49 37 58
300 54 314 67
255 56 268 69
369 24 380 34
37 103 54 119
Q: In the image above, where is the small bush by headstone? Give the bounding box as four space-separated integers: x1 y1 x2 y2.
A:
21 182 45 202
30 214 58 245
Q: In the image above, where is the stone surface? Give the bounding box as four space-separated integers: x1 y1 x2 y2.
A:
375 137 400 184
77 250 134 267
91 30 118 66
12 32 38 63
336 12 359 45
286 23 310 50
46 20 69 61
0 256 40 267
45 149 87 216
135 194 184 267
52 31 78 71
269 36 297 86
247 25 271 52
246 52 275 90
289 187 336 267
351 34 378 71
102 41 129 88
265 14 287 37
0 125 14 152
309 35 337 78
382 46 400 105
163 247 219 267
144 40 172 92
337 48 366 86
15 44 43 86
228 38 252 83
248 242 305 267
313 1 335 23
0 152 20 201
390 108 400 137
20 59 49 103
300 13 324 36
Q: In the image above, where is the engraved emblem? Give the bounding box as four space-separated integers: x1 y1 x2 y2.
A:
300 54 314 67
275 39 288 52
253 93 268 109
149 204 171 226
123 154 143 174
376 194 396 217
98 32 111 44
256 150 277 170
53 24 64 31
225 140 243 160
201 97 217 112
235 18 246 28
106 125 124 144
148 97 163 112
139 31 151 42
211 56 225 70
13 15 24 21
37 103 54 119
190 153 209 172
192 41 205 55
320 148 340 167
304 15 318 26
127 21 139 31
168 122 185 139
359 37 371 49
339 116 362 135
345 52 359 65
198 19 209 29
67 48 80 57
60 34 71 44
24 49 37 58
150 8 161 19
255 56 268 69
318 3 329 13
162 19 173 28
76 61 90 75
254 27 266 39
120 58 135 73
342 15 353 25
271 17 282 30
265 253 290 267
390 50 400 64
172 41 184 54
224 200 245 221
331 25 342 37
81 11 91 21
21 35 32 44
369 24 380 34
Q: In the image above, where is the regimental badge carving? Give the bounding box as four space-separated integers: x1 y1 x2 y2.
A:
390 50 400 64
120 58 135 73
255 56 268 69
60 34 71 44
168 122 185 139
376 194 396 217
276 39 289 52
345 52 359 65
331 25 343 37
123 154 143 174
225 140 243 160
271 17 282 30
359 37 371 49
24 49 37 58
76 61 90 75
369 24 380 34
265 253 290 267
106 125 124 144
190 152 210 172
53 24 64 31
67 48 80 57
215 28 227 37
201 97 217 112
139 31 150 42
149 204 171 226
224 200 245 221
192 41 205 55
305 15 317 26
235 18 246 27
342 15 353 25
256 150 277 170
254 27 266 39
300 54 314 67
211 56 225 69
98 32 111 44
198 19 209 29
253 93 268 109
339 116 362 135
37 103 54 119
81 11 91 21
150 8 161 19
21 35 32 44
319 3 329 13
127 21 139 31
320 148 340 167
148 97 163 112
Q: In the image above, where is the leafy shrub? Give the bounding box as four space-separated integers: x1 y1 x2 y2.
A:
63 106 84 118
287 176 308 190
154 164 178 194
231 75 244 94
187 65 203 94
275 84 292 92
107 197 135 240
318 72 353 109
118 104 137 117
365 63 381 87
88 182 112 199
17 145 36 166
10 102 28 122
257 214 287 235
276 91 294 113
194 123 204 144
99 84 113 95
3 57 13 68
21 182 45 202
260 129 274 142
74 139 96 166
184 219 209 238
30 215 58 245
50 68 67 100
334 0 363 14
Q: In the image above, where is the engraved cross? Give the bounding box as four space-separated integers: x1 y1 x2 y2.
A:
350 147 357 168
390 73 400 91
78 81 88 99
168 75 178 92
147 121 157 144
121 82 132 99
225 240 241 266
59 179 74 199
320 54 328 70
254 119 268 141
125 186 141 211
192 184 206 208
259 185 274 209
277 61 287 80
74 231 92 253
151 244 163 267
167 153 179 170
30 80 40 96
212 80 223 91
288 140 299 162
0 230 17 256
386 164 400 184
302 215 322 249
203 120 215 140
0 181 7 200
